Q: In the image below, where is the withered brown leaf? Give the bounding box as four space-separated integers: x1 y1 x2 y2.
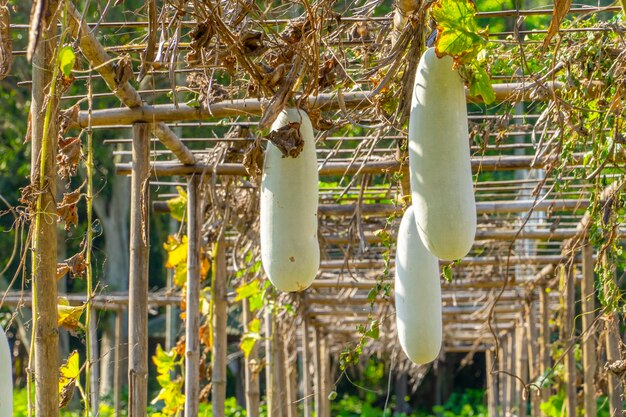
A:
57 188 81 231
266 122 303 158
57 136 82 179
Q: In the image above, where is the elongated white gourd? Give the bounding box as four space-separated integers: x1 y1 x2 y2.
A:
0 326 13 416
395 206 442 365
408 47 476 260
260 108 320 292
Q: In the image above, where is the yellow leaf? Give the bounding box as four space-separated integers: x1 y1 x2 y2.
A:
59 351 80 407
164 235 188 269
57 301 85 331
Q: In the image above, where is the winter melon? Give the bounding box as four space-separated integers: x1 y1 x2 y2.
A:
408 47 476 260
260 108 320 292
395 206 442 364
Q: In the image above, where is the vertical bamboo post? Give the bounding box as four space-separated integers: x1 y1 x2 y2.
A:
265 309 281 417
515 319 528 417
602 255 624 417
320 335 332 417
312 326 322 417
525 297 541 417
242 298 260 417
276 321 289 417
562 265 577 417
29 3 60 416
285 323 298 417
506 332 516 416
301 315 312 417
498 337 508 416
581 243 597 417
89 312 100 411
538 286 551 412
128 122 150 417
212 234 228 417
604 313 623 417
114 308 123 417
184 175 201 417
485 349 497 417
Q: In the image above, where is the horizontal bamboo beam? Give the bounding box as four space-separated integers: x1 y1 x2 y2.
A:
119 152 591 177
319 255 572 269
0 292 184 310
77 82 565 128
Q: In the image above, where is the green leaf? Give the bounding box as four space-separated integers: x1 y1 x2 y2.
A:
468 64 496 104
59 46 75 77
167 186 187 221
442 264 453 282
240 319 262 358
234 279 261 302
431 0 488 65
365 320 380 340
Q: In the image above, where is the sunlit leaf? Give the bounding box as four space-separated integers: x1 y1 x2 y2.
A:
431 0 488 65
468 64 496 104
234 279 261 302
57 299 85 331
58 351 80 408
164 235 188 269
240 319 262 358
59 46 75 77
167 186 187 221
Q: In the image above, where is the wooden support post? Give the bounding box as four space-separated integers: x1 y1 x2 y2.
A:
562 265 577 417
602 255 624 417
184 176 201 417
506 332 516 416
485 349 497 417
29 2 61 416
301 315 312 417
525 298 541 417
320 335 332 417
515 319 528 417
538 286 552 413
285 323 298 417
581 244 597 417
312 326 322 417
212 235 228 417
265 309 281 417
498 337 508 417
89 311 100 412
114 308 123 417
242 298 260 417
276 322 289 417
604 313 623 417
128 122 150 417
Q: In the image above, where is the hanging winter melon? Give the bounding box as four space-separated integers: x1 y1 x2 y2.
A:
0 326 13 416
408 47 476 260
260 108 320 292
395 206 442 365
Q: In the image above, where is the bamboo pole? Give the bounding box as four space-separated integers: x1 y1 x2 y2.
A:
242 298 260 417
285 322 298 417
506 332 516 417
485 349 498 417
114 308 123 417
29 2 60 413
498 339 508 417
312 327 322 417
602 256 624 417
118 153 594 177
538 287 552 413
320 335 332 417
89 313 100 411
525 298 541 417
212 235 228 417
184 175 201 417
581 244 597 417
65 2 195 165
275 321 289 417
563 265 577 417
515 320 528 417
265 309 279 417
128 122 151 417
75 81 567 127
301 315 313 417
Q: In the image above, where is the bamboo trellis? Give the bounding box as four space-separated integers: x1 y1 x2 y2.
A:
2 1 625 417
